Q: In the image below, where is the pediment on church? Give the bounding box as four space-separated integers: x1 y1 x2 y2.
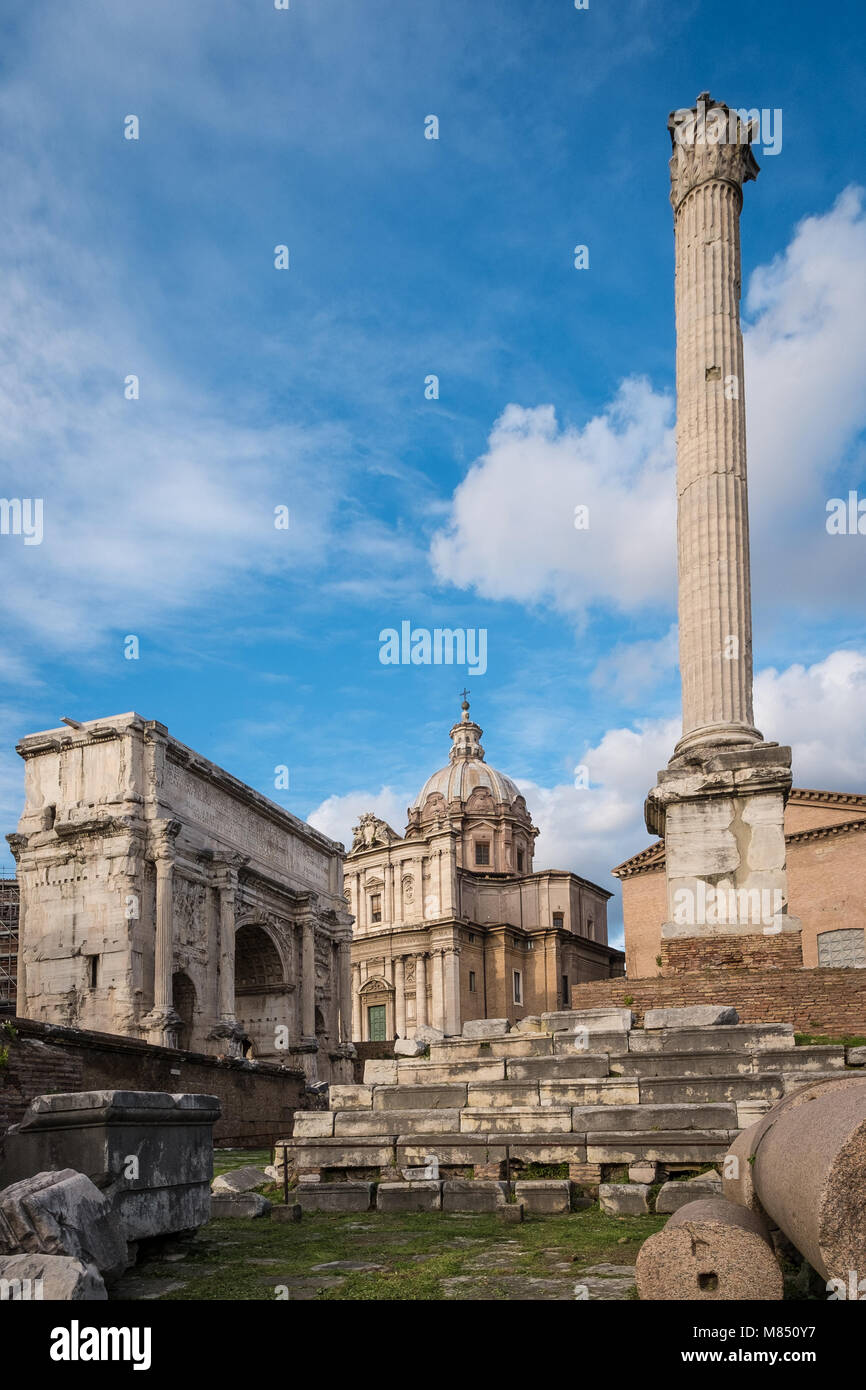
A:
349 811 402 853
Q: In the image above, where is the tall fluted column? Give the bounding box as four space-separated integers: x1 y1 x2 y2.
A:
143 819 181 1046
338 939 353 1042
430 949 445 1031
351 962 362 1040
415 953 428 1029
394 955 406 1038
668 94 762 753
301 915 316 1039
443 947 461 1036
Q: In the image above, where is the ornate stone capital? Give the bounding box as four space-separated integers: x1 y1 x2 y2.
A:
668 93 759 212
148 818 181 862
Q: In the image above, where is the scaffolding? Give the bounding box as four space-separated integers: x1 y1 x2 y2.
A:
0 870 18 1008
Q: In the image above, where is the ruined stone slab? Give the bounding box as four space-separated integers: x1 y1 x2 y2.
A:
334 1109 459 1137
0 1252 107 1301
363 1060 399 1085
636 1197 783 1301
539 1079 639 1107
292 1112 335 1138
847 1046 866 1067
397 1139 506 1167
644 1006 739 1029
396 1059 506 1085
329 1085 373 1110
513 1180 571 1214
373 1084 467 1112
506 1053 610 1081
394 1038 426 1058
613 1050 755 1078
0 1170 128 1281
462 1019 510 1039
211 1165 270 1194
628 1024 794 1055
284 1139 396 1169
571 1102 736 1134
429 1035 553 1061
460 1107 572 1135
295 1183 373 1213
637 1075 783 1106
376 1181 441 1213
442 1180 508 1212
513 1016 545 1033
554 1033 626 1057
656 1177 722 1213
466 1082 539 1109
586 1131 732 1164
629 1161 662 1183
598 1183 650 1216
761 1046 845 1072
210 1192 271 1219
414 1025 445 1045
542 1008 632 1034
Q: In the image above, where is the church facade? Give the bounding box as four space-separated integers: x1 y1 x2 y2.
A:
345 700 624 1041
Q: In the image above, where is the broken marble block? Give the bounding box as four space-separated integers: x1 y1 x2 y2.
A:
211 1166 270 1194
462 1019 510 1039
0 1251 107 1301
394 1038 426 1057
0 1170 128 1281
644 1006 739 1029
0 1090 220 1245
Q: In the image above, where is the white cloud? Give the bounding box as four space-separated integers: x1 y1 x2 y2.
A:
755 649 866 789
430 379 676 616
307 786 413 853
432 189 866 621
590 624 678 704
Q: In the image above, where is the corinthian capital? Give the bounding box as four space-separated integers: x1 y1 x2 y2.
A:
668 92 759 212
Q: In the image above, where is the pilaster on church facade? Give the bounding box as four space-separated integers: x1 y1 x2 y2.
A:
346 700 623 1041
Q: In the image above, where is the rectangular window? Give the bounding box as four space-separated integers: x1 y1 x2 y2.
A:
469 970 477 993
552 911 564 929
516 849 524 872
475 841 490 866
370 893 382 923
88 955 99 989
513 970 522 1004
562 974 569 1005
468 932 476 943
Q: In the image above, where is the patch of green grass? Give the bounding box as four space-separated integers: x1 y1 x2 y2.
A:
128 1206 667 1302
794 1033 866 1048
212 1147 272 1178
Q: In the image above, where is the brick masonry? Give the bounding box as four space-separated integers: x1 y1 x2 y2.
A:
660 932 804 975
571 966 866 1036
0 1018 307 1148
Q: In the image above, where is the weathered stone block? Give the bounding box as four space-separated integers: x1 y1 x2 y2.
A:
292 1112 335 1138
295 1183 373 1213
513 1016 545 1033
571 1102 736 1134
0 1170 128 1281
497 1202 525 1222
848 1046 866 1067
644 1006 739 1029
655 1178 722 1213
513 1180 571 1214
334 1109 459 1137
414 1025 445 1045
363 1060 399 1085
376 1181 441 1213
539 1080 639 1107
466 1082 539 1109
442 1180 508 1212
270 1203 303 1223
394 1038 426 1058
397 1059 506 1084
209 1192 271 1219
0 1252 107 1301
598 1183 650 1216
543 1008 632 1033
373 1084 467 1111
507 1054 610 1081
329 1085 374 1110
460 1108 571 1135
462 1019 510 1039
211 1165 270 1193
587 1132 731 1164
628 1162 662 1183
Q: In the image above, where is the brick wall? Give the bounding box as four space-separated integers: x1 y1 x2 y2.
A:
0 1018 306 1148
661 931 804 974
571 967 866 1036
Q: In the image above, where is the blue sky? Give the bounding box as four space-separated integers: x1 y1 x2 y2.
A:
1 0 865 943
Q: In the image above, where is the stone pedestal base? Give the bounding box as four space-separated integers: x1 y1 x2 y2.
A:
646 740 799 971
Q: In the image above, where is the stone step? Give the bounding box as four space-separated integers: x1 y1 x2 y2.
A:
571 1102 737 1133
397 1136 586 1167
585 1130 733 1164
395 1058 508 1085
541 1008 633 1034
372 1084 467 1111
628 1023 794 1054
538 1079 640 1106
636 1074 785 1105
428 1035 554 1062
285 1137 397 1169
460 1107 573 1135
611 1051 758 1078
334 1109 462 1137
757 1047 845 1072
505 1054 611 1081
553 1033 634 1056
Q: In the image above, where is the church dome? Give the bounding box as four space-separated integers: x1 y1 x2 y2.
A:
412 700 522 810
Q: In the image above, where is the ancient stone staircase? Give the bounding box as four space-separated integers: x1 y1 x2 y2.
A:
283 1009 851 1212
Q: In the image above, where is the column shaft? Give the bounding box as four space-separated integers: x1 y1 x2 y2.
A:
301 917 316 1038
415 953 428 1029
394 955 406 1038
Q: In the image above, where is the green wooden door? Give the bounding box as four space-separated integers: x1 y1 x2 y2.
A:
367 1004 387 1041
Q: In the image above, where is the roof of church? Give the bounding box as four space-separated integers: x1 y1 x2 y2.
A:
412 698 522 810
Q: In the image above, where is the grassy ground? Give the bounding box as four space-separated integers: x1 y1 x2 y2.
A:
114 1206 667 1302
